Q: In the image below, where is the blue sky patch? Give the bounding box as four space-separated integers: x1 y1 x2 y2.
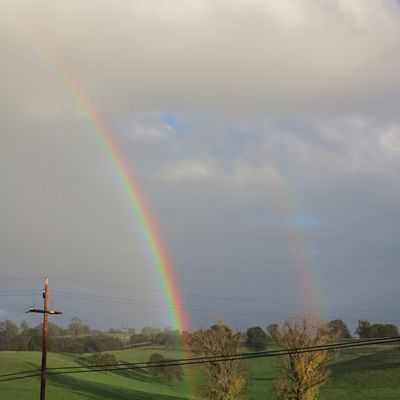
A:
159 113 187 133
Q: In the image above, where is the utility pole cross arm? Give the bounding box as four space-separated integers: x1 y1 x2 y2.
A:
28 308 62 315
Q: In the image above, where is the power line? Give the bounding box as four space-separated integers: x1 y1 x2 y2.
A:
48 276 399 316
1 336 399 383
2 276 397 318
50 290 301 319
0 277 43 281
0 291 41 297
1 286 394 324
50 290 398 324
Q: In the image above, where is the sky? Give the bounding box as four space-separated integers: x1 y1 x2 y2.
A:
1 0 400 332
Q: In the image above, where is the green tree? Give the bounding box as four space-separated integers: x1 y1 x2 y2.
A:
147 353 183 382
20 320 29 334
267 323 279 341
370 324 399 338
17 320 30 351
68 317 90 336
326 319 352 339
87 353 118 373
355 320 371 338
246 326 267 351
0 320 19 350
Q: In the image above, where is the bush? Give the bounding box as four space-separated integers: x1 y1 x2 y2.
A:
87 353 118 373
148 353 183 382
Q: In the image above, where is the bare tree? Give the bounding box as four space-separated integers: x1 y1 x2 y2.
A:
189 320 246 400
274 316 330 400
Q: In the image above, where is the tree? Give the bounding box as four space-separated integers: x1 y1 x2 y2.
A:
274 317 330 400
190 321 246 400
0 320 19 350
68 317 90 336
246 326 267 351
20 320 29 334
147 353 183 382
267 323 279 341
326 320 351 339
87 353 118 373
355 320 371 338
370 324 399 338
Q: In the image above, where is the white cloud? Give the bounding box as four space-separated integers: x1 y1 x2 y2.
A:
228 163 283 189
130 126 167 142
157 158 215 183
380 127 400 154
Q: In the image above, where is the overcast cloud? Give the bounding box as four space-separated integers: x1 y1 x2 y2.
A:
1 0 399 331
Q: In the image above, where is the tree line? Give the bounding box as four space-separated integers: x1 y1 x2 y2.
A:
0 317 397 353
0 317 183 353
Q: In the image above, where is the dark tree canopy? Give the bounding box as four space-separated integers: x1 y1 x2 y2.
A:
355 320 372 338
370 324 399 338
267 323 279 340
246 326 267 351
147 353 183 382
327 319 352 339
355 320 398 339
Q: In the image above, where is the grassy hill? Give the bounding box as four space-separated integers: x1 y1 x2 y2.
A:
0 344 399 399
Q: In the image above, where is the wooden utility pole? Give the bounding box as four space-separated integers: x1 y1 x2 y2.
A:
28 278 62 400
40 277 49 400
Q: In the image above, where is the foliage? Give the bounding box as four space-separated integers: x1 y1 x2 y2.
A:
147 353 183 382
87 353 118 373
274 317 331 400
189 320 246 400
0 320 20 350
370 323 399 338
355 320 372 338
326 320 352 339
68 317 91 336
131 327 182 348
267 323 279 341
355 320 399 339
0 318 123 353
246 326 267 351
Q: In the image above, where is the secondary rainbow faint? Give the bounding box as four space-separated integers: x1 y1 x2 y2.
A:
271 170 322 318
23 25 190 334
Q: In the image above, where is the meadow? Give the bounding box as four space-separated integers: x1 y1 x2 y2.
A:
0 344 399 399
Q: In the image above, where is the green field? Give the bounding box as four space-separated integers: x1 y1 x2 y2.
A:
1 345 399 399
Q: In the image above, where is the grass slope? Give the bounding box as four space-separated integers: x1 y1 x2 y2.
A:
0 344 399 399
246 344 400 399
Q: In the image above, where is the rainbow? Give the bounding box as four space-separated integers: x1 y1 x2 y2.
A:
22 26 190 333
270 172 322 317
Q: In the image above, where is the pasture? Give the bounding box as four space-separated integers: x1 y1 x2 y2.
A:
0 344 399 399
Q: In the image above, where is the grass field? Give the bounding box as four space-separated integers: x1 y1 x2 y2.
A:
0 344 399 399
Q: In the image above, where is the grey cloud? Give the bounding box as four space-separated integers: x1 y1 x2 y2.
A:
2 0 400 115
1 1 399 330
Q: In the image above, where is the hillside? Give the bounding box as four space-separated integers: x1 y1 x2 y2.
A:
1 345 399 399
